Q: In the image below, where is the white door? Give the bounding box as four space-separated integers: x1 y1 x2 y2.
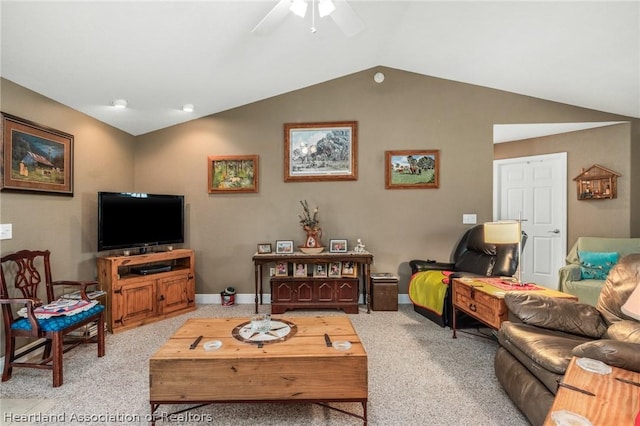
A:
493 153 567 289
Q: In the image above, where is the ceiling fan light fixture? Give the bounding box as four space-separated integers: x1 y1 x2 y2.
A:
290 0 307 18
112 99 128 109
318 0 336 17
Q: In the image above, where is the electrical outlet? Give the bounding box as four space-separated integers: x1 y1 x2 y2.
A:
0 224 12 240
462 214 477 225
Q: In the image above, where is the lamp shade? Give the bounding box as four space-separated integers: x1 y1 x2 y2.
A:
484 221 520 244
621 284 640 321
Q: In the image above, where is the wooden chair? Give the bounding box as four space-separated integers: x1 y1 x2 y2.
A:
0 249 105 387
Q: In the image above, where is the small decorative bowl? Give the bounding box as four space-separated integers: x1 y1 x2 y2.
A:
299 246 324 254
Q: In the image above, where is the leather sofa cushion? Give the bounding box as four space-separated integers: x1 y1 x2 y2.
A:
504 293 607 338
572 339 640 373
499 322 592 375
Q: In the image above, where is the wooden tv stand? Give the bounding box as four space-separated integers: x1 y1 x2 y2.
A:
97 249 195 333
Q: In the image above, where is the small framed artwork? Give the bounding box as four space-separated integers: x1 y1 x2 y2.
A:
341 261 357 277
385 150 440 189
275 240 294 254
208 154 259 193
313 263 328 278
257 243 272 254
1 113 74 195
275 261 289 277
284 121 358 182
328 261 342 278
329 239 348 253
294 263 308 277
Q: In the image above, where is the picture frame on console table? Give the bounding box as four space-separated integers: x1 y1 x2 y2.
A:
275 261 288 277
313 263 328 278
275 240 294 254
284 121 358 182
328 262 342 277
385 149 440 189
341 261 357 277
208 154 259 194
294 263 307 277
1 112 74 195
330 239 348 253
257 243 272 254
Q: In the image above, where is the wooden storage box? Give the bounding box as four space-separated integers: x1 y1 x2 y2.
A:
371 273 398 311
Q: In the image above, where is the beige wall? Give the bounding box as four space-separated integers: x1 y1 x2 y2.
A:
132 67 638 298
1 67 639 320
494 123 634 247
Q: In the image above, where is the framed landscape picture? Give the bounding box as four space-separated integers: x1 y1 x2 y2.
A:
275 240 294 254
385 150 440 189
284 121 358 182
208 155 259 193
1 113 74 195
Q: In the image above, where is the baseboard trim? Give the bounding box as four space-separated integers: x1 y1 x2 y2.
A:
196 293 411 305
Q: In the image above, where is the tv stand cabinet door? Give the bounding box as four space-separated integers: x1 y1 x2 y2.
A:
113 280 157 329
158 273 194 315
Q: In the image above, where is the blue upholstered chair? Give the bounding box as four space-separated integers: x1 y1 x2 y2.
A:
0 249 105 387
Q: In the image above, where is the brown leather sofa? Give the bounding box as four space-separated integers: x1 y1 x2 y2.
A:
495 253 640 426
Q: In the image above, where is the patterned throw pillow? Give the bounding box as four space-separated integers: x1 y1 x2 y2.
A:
578 251 619 280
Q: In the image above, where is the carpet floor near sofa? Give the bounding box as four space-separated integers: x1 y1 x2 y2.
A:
0 304 528 426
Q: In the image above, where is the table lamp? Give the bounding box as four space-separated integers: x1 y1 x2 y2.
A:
484 220 523 285
622 284 640 321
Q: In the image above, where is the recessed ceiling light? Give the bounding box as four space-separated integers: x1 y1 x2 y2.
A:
373 72 385 83
112 99 128 108
182 104 194 112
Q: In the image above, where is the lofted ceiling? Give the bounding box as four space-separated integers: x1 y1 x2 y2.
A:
1 1 638 138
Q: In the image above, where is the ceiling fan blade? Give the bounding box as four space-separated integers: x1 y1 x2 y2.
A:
329 0 365 37
252 0 292 35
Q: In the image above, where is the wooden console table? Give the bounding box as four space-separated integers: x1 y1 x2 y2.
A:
543 357 640 425
252 251 373 314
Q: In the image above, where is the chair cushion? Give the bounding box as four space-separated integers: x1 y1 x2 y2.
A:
11 304 104 332
578 250 618 280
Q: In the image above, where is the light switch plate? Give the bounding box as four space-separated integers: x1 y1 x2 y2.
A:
462 214 477 225
0 224 12 240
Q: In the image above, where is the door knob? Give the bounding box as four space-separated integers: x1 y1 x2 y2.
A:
548 229 560 234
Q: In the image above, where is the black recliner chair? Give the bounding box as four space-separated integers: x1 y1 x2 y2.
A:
409 224 524 327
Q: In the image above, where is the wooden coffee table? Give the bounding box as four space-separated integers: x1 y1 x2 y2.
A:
149 316 368 424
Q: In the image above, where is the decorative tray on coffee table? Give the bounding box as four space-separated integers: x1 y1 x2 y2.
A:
232 318 297 345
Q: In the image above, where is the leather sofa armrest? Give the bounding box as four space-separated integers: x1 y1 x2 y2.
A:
606 320 640 343
504 292 608 338
409 259 454 274
572 340 640 373
558 264 582 291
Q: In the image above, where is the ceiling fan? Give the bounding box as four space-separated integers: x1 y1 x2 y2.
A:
252 0 365 36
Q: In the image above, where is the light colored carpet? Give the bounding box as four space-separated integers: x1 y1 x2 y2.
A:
0 304 529 425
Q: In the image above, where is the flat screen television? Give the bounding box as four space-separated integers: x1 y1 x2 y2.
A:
97 192 184 252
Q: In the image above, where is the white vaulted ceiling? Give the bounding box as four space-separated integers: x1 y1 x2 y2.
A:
1 1 638 136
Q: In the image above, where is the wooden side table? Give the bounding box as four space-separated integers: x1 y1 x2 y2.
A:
451 277 578 338
543 357 640 425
